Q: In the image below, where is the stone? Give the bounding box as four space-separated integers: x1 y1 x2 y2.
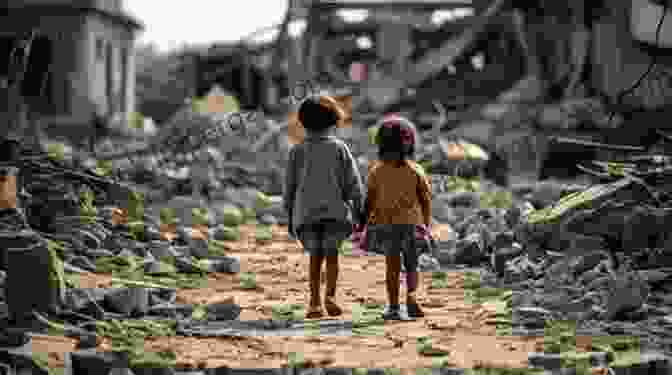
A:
212 203 244 226
103 287 149 316
491 244 524 276
258 214 277 226
204 302 242 321
202 256 240 273
148 303 194 319
514 306 553 329
70 350 129 375
68 256 97 273
443 192 481 208
528 352 563 370
148 241 175 259
212 225 241 242
585 276 612 292
172 246 191 257
570 251 608 276
563 233 607 255
452 233 485 266
622 207 664 251
418 253 441 271
432 202 458 223
73 228 101 250
492 231 516 251
86 248 115 258
187 237 209 258
174 256 204 274
64 288 107 312
637 269 672 286
564 205 630 239
145 226 162 241
578 268 603 286
509 290 536 308
604 273 650 320
529 181 570 209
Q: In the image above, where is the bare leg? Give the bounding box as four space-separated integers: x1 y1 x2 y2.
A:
406 272 425 317
324 255 342 316
383 255 402 320
306 254 324 318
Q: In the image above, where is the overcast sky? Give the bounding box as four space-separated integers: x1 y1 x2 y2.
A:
124 1 289 52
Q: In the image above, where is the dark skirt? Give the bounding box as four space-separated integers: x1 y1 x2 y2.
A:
366 224 419 272
297 219 352 256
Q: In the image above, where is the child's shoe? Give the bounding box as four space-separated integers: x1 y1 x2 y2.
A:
382 304 403 320
406 300 425 318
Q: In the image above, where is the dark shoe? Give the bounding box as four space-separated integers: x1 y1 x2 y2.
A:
382 305 402 320
406 302 425 318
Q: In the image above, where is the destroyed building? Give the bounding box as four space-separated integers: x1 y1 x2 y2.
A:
0 0 144 142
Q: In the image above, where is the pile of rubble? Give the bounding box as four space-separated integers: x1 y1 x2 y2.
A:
0 143 293 370
430 169 672 355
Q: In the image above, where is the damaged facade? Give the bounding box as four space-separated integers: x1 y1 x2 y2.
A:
0 0 143 139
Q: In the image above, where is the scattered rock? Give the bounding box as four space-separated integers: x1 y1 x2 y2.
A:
258 214 277 226
103 287 149 316
604 272 650 320
491 244 524 276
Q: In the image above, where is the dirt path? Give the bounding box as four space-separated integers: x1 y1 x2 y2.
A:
32 224 547 370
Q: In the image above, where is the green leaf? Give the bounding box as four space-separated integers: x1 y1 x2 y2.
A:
368 125 380 145
287 352 305 368
129 112 145 130
240 272 257 290
191 304 208 321
192 207 210 226
145 261 177 275
431 356 452 368
430 279 449 289
416 337 450 356
159 207 177 224
254 191 273 210
255 225 273 243
47 143 66 161
94 159 113 176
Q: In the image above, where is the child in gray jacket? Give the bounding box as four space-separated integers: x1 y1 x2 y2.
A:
283 95 365 318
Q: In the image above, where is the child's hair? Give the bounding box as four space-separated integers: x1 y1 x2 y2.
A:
297 95 345 132
375 115 419 165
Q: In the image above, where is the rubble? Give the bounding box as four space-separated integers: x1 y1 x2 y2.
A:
6 58 672 373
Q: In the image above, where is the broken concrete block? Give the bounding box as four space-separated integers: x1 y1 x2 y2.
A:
103 287 149 316
570 251 609 276
187 237 209 258
604 273 650 320
513 306 553 329
491 231 516 251
69 350 129 375
148 240 175 259
491 244 524 276
622 207 664 251
452 233 485 265
258 214 277 226
201 256 240 273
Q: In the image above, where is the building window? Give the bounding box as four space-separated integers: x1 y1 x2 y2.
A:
95 38 105 61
